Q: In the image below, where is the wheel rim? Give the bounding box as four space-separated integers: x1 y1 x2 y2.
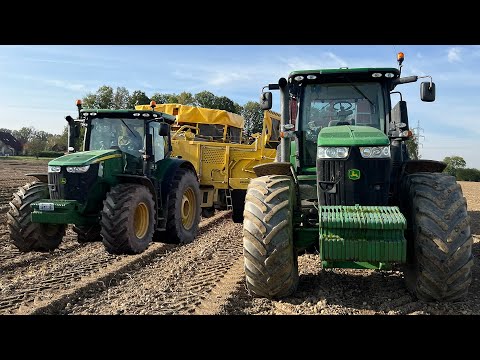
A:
134 202 149 239
181 187 196 230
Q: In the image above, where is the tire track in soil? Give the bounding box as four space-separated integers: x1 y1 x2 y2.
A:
220 245 480 315
0 211 232 315
61 217 244 315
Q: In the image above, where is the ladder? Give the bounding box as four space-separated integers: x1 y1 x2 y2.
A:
225 189 233 211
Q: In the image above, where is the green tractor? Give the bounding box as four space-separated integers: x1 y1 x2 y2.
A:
243 53 473 302
7 101 201 254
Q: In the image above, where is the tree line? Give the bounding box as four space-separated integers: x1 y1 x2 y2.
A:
0 126 68 157
1 86 265 157
82 86 264 137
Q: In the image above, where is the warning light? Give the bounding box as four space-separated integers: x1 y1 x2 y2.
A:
397 52 404 66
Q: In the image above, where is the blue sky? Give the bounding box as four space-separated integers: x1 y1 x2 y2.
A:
0 45 479 168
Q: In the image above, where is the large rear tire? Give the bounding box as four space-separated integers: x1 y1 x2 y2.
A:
100 184 155 254
243 175 298 299
164 168 201 244
402 173 473 301
7 182 65 252
72 224 102 244
231 189 246 223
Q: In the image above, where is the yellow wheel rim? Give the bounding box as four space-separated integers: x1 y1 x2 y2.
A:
181 188 196 230
134 202 149 239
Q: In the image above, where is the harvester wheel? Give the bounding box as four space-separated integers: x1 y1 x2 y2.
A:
100 184 155 254
72 224 102 243
7 182 65 252
243 175 298 299
164 168 201 244
231 189 246 223
402 173 473 301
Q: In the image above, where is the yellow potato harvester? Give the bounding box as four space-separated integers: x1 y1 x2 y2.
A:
135 103 280 222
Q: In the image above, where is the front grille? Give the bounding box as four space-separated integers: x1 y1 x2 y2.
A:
48 172 63 199
317 147 391 206
47 165 99 204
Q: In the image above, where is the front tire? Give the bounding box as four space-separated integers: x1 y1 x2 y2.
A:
243 175 298 299
164 168 201 244
7 182 65 252
100 184 155 254
402 173 473 301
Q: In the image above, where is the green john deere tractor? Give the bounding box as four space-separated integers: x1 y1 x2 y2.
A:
243 53 473 302
7 101 201 254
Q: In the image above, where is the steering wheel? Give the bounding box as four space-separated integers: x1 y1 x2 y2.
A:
118 136 141 152
333 101 353 111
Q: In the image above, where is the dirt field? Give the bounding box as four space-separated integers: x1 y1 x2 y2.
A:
0 158 478 315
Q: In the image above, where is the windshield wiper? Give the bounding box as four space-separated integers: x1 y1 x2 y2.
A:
121 119 137 137
345 78 375 107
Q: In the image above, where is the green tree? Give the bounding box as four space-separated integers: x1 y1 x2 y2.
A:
215 96 242 113
0 128 12 134
12 126 35 146
443 155 467 177
194 91 241 113
128 90 150 108
151 93 179 104
456 168 480 182
46 126 68 151
194 91 217 109
405 135 419 160
241 101 263 136
96 85 114 109
113 86 130 109
82 92 97 108
177 91 195 105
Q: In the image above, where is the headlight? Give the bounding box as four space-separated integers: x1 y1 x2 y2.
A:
48 165 61 173
66 165 90 173
317 147 349 159
359 146 391 158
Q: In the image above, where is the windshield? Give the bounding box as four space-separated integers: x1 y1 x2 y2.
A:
89 118 144 157
300 82 385 165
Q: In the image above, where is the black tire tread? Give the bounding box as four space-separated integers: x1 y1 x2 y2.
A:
403 173 473 301
7 182 65 252
164 168 201 244
242 175 298 299
100 183 155 254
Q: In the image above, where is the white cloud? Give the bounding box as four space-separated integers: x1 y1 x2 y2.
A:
447 47 462 63
45 79 86 92
209 72 251 86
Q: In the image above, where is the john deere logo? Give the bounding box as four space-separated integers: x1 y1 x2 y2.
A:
60 178 67 184
348 169 361 180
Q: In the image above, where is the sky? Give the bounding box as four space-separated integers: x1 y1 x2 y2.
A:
0 45 479 168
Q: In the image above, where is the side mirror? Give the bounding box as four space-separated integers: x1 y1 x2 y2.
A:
159 122 170 136
260 92 273 110
420 82 435 102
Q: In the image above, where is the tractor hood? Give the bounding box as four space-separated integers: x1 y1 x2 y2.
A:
317 125 389 147
48 149 122 167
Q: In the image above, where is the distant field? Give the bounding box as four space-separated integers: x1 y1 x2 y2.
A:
0 156 53 163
